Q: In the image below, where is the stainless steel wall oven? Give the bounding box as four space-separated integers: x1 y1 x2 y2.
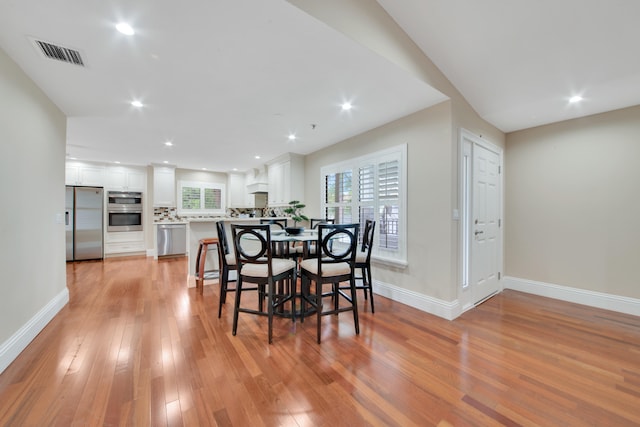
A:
107 191 143 232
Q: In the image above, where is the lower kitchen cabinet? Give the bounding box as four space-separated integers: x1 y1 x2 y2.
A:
104 231 145 255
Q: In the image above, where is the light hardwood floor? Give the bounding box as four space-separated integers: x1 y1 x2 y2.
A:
1 256 639 426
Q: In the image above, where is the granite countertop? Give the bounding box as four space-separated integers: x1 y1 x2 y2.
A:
153 216 287 224
153 219 190 224
186 216 287 223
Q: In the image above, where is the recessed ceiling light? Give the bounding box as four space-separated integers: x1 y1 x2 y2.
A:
164 141 173 146
131 100 143 108
569 95 583 103
163 160 169 164
114 161 121 164
232 168 238 171
255 155 261 159
201 168 207 170
288 134 297 141
116 23 135 36
341 102 352 111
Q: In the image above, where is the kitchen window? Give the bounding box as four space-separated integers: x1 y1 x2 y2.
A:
321 144 407 265
178 181 226 215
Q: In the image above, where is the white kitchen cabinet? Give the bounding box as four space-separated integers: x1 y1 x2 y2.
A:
227 172 248 208
267 153 304 206
104 231 145 255
106 166 146 191
65 162 105 186
267 162 284 205
153 166 176 207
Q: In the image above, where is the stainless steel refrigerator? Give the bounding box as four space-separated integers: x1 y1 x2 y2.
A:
66 186 104 261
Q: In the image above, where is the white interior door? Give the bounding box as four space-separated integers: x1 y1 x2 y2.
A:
471 142 501 304
460 130 502 310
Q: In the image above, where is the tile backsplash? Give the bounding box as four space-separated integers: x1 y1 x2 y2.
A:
153 206 280 221
153 207 180 221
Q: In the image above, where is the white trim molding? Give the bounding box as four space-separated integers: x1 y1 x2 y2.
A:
503 276 640 317
374 280 461 320
0 288 69 374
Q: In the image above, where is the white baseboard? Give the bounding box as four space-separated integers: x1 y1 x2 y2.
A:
0 288 69 374
503 276 640 317
373 280 461 320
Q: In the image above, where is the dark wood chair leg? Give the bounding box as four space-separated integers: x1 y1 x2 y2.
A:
317 281 323 344
218 264 228 318
232 278 243 336
350 277 360 334
366 266 375 313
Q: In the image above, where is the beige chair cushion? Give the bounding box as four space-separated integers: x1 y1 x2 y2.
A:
240 258 296 278
290 243 305 254
355 249 367 264
225 253 236 266
300 259 351 277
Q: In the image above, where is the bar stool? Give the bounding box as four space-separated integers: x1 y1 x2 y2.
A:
195 237 219 294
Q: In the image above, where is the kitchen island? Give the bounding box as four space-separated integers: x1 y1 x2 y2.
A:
155 217 288 288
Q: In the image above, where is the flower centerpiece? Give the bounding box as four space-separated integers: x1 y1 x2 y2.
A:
283 200 309 235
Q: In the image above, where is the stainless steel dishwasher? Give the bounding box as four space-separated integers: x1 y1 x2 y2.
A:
157 223 187 256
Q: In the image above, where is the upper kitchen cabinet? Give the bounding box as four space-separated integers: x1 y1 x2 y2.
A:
267 153 304 206
227 172 248 208
153 165 176 207
65 161 105 186
105 165 146 191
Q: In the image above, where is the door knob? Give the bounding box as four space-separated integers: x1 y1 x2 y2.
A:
474 230 483 236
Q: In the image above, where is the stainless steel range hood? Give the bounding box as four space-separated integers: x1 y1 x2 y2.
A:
247 182 268 194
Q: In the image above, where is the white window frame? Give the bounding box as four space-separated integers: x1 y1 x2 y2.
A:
177 180 226 215
320 144 407 266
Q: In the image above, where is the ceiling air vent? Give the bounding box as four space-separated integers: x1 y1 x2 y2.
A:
32 39 85 66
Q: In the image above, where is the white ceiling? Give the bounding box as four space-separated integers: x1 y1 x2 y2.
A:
377 0 640 132
1 1 639 172
0 0 446 172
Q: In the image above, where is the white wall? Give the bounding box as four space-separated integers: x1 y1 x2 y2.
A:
505 105 640 299
0 47 68 372
305 103 459 304
292 0 504 313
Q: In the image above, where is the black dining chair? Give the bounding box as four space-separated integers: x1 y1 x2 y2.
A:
305 218 335 258
309 218 335 229
216 221 237 318
260 218 290 257
259 218 287 229
349 220 376 313
231 223 297 344
299 223 360 344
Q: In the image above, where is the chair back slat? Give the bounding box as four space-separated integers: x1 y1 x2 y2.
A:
232 224 271 260
315 223 360 275
310 218 335 229
216 220 230 255
361 219 376 257
259 218 287 229
231 224 275 276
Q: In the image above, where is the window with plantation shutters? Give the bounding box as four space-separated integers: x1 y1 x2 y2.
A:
324 171 353 224
358 164 375 241
377 160 399 250
182 186 201 210
204 188 222 210
321 144 407 265
178 181 226 215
